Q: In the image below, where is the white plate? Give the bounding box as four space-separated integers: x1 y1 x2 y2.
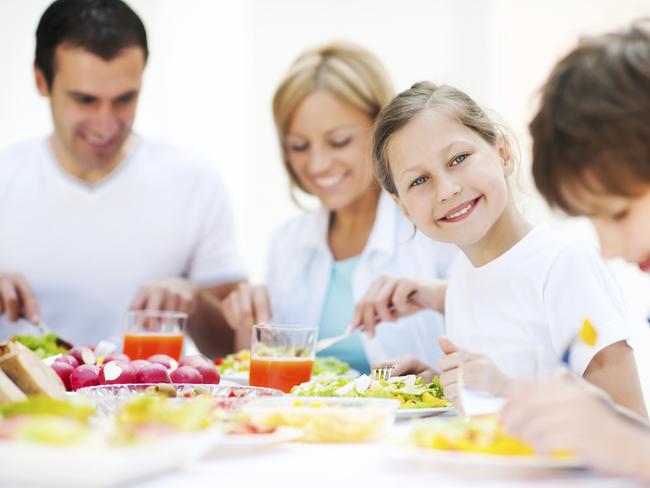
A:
395 406 454 419
0 427 224 487
221 369 360 386
399 446 585 472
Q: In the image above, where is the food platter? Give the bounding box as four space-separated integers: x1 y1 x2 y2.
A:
397 446 586 472
77 383 282 416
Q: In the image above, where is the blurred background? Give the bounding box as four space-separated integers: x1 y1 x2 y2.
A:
1 0 649 396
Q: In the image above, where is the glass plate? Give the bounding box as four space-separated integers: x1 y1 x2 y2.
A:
77 383 283 416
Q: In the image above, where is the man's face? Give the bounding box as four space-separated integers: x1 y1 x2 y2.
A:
35 45 145 169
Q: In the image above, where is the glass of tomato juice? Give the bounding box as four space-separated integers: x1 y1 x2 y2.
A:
122 310 187 361
249 324 318 393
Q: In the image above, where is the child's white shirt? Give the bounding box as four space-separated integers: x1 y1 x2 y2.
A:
444 225 630 378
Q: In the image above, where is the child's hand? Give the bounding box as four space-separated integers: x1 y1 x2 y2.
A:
350 276 446 337
373 354 437 382
501 369 650 479
436 337 510 412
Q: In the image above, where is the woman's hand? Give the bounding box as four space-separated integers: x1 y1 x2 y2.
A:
501 369 650 479
221 283 271 331
436 337 510 412
350 276 446 337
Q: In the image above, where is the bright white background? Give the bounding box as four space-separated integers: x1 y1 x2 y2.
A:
1 0 649 398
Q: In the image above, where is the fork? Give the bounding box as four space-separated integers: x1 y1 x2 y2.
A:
371 365 395 382
316 291 419 354
20 314 74 349
348 290 418 333
315 329 354 353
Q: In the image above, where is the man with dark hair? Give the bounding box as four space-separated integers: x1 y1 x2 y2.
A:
0 0 245 355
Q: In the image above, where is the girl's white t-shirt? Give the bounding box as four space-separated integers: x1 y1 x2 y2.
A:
444 226 630 378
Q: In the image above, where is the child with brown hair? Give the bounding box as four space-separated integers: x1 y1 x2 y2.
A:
501 21 650 479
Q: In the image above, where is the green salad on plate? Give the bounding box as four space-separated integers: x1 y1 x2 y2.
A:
291 374 448 409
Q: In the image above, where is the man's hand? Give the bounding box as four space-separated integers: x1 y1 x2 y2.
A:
374 354 437 382
221 283 271 331
0 273 40 323
129 278 198 313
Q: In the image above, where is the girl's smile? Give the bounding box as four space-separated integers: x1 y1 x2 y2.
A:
438 196 482 223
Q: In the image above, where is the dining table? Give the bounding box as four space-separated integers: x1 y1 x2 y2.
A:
125 416 643 488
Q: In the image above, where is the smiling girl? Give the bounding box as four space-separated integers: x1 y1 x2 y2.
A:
360 81 646 415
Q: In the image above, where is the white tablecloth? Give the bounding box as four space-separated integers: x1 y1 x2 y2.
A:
129 423 642 488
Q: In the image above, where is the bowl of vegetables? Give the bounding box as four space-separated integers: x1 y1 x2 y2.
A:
240 396 398 443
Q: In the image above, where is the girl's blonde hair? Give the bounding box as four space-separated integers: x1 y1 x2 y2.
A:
373 81 515 196
272 42 394 203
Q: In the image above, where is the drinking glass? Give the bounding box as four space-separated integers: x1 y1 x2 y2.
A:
249 324 318 393
454 335 542 417
122 310 187 361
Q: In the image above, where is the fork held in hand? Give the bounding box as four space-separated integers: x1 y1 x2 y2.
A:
315 330 353 353
20 314 74 349
317 290 420 353
371 365 395 382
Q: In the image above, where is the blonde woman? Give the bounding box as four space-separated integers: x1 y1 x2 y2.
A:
222 43 457 373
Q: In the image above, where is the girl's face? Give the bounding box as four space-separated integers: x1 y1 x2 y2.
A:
568 185 650 272
285 90 375 211
387 108 512 247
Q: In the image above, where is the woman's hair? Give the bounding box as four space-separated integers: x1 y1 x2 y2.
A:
272 42 394 203
373 81 513 196
530 20 650 214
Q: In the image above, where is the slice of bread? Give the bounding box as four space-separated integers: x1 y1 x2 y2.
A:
0 368 26 403
0 341 66 400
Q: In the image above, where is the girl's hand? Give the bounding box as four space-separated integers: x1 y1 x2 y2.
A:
501 369 650 479
221 283 271 331
436 337 510 412
350 276 446 337
373 354 437 382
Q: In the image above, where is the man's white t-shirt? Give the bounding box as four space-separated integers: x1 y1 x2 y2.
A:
444 226 630 378
0 137 246 345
